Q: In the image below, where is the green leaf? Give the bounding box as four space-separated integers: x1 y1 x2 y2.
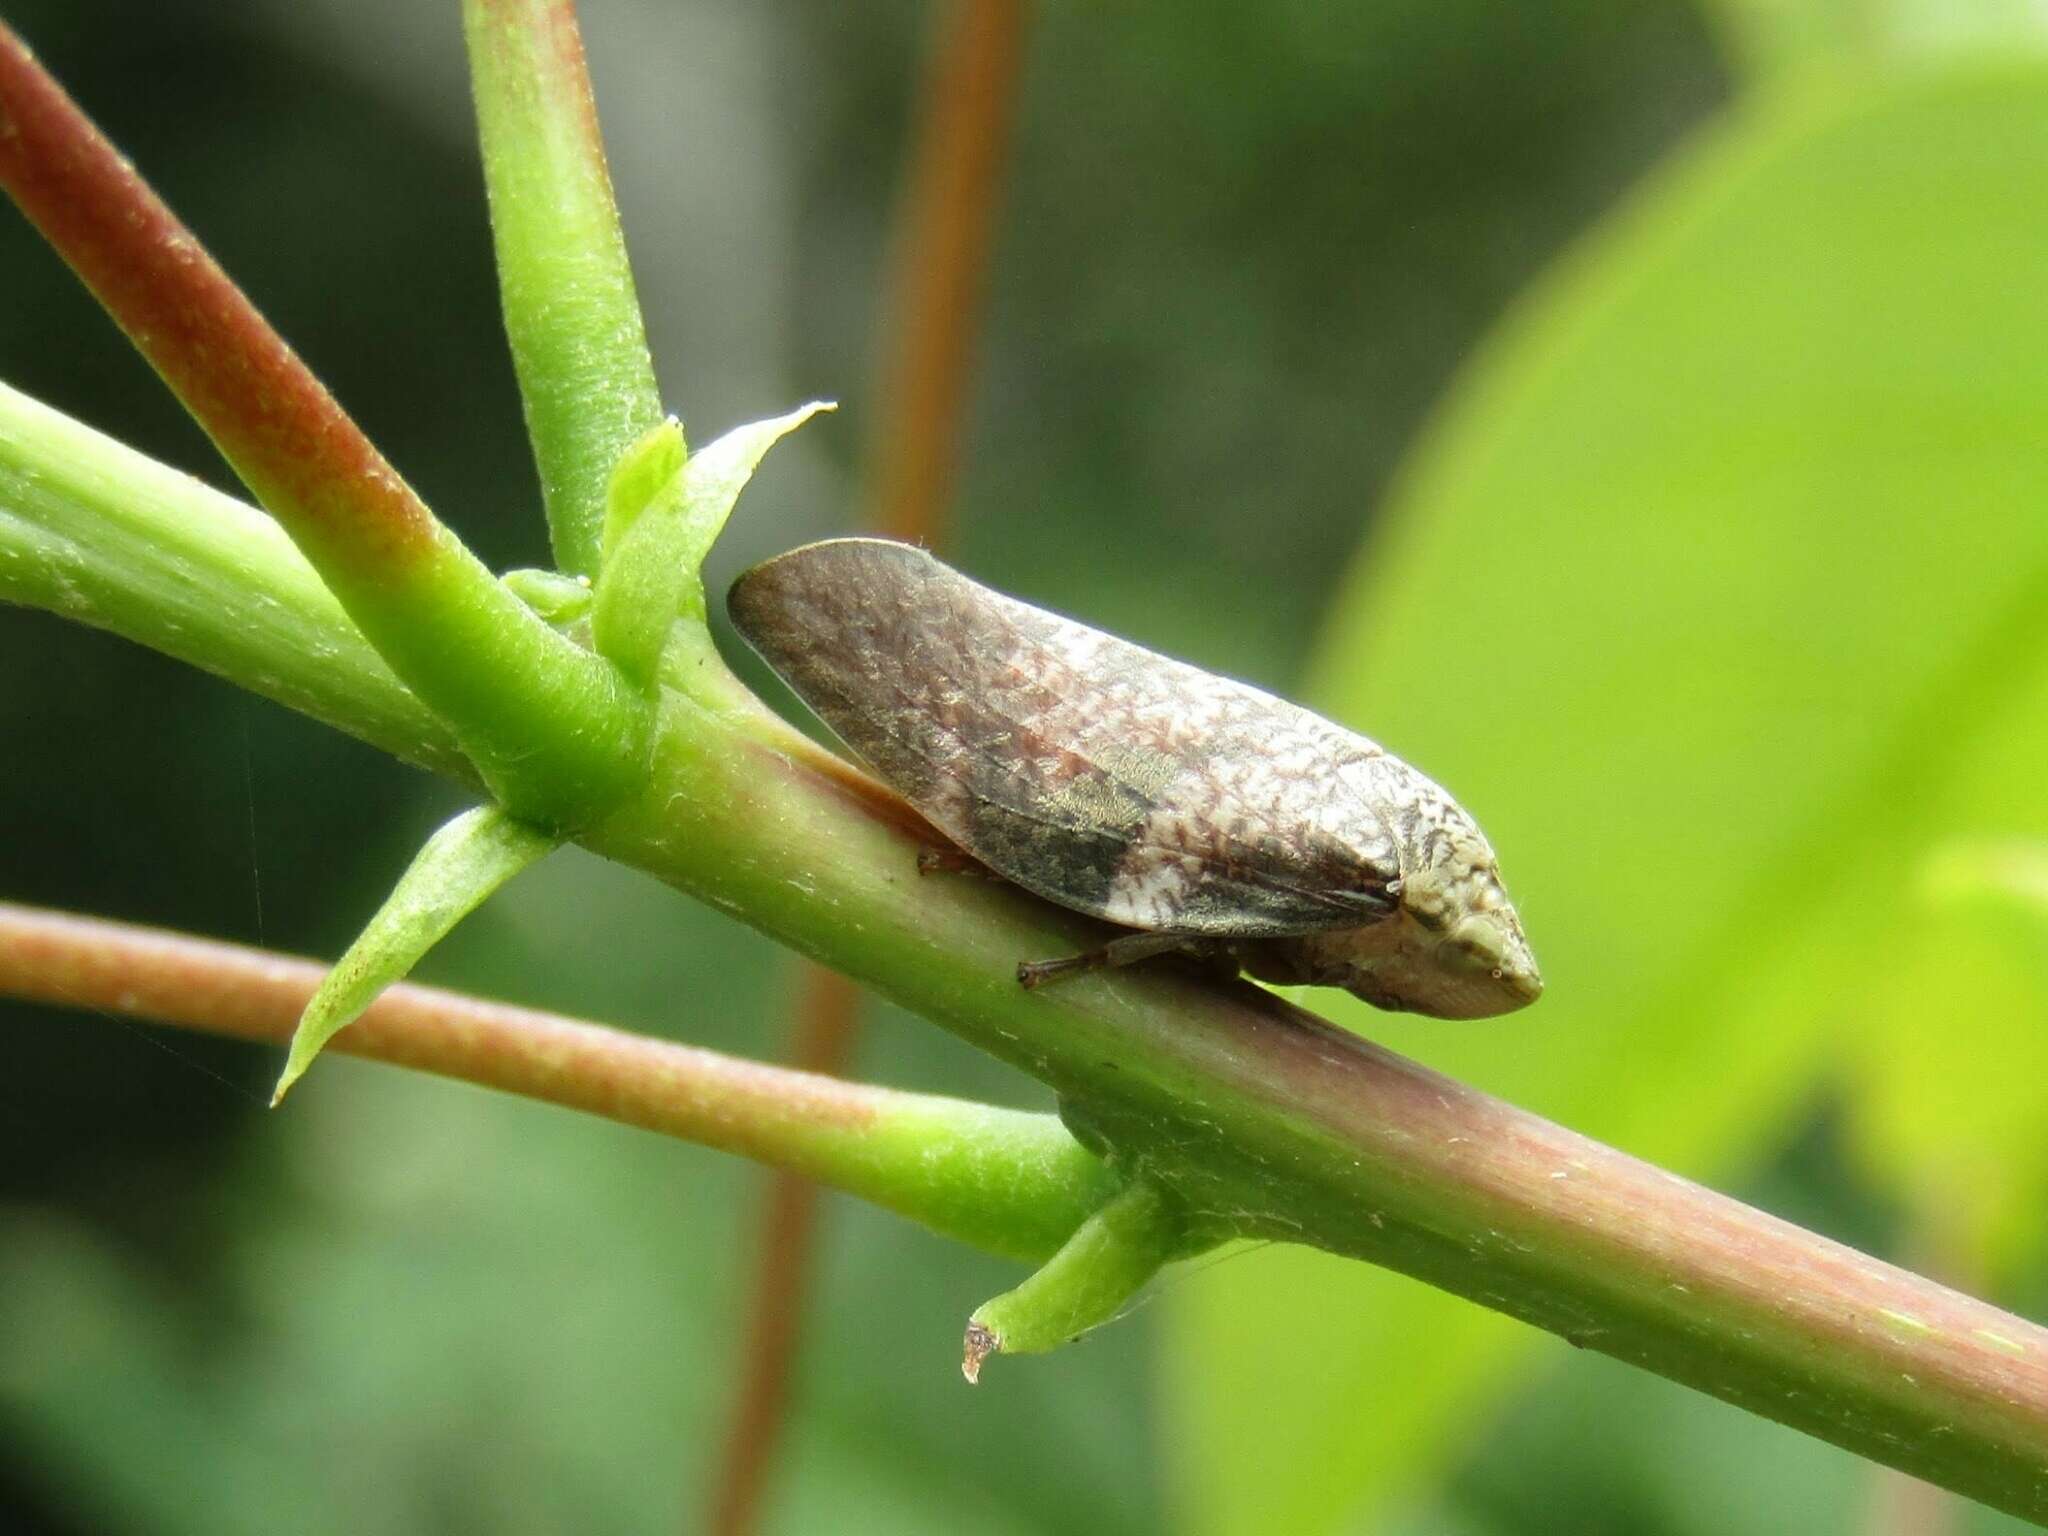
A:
590 403 831 689
1845 837 2048 1279
271 806 558 1103
1920 838 2048 913
1168 61 2048 1536
1703 0 2048 81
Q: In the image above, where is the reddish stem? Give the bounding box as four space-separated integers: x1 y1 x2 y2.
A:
0 902 876 1154
0 19 653 822
0 23 434 576
708 4 1032 1527
707 967 863 1536
866 0 1030 546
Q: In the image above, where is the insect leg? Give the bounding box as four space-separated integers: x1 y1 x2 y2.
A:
916 843 992 877
1017 931 1218 989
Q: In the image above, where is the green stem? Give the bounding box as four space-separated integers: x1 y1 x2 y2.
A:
462 0 665 578
4 397 2048 1515
0 26 647 824
0 903 1114 1263
0 383 465 780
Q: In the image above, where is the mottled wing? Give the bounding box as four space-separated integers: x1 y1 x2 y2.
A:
728 539 1399 936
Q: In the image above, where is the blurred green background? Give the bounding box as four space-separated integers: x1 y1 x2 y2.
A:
4 2 2047 1533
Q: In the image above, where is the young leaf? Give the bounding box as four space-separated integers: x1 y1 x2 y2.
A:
963 1178 1187 1382
589 418 688 689
600 417 687 564
590 403 832 689
672 403 834 619
502 567 594 626
271 805 558 1103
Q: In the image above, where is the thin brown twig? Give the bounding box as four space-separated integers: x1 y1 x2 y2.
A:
9 853 2048 1512
0 901 879 1155
708 3 1030 1529
707 967 863 1536
865 0 1029 547
0 900 1116 1265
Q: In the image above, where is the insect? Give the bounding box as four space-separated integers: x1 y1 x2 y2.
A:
728 538 1541 1018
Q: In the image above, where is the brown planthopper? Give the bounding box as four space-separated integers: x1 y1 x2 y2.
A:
728 538 1541 1019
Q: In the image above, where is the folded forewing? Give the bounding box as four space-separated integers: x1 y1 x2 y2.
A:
729 539 1399 936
